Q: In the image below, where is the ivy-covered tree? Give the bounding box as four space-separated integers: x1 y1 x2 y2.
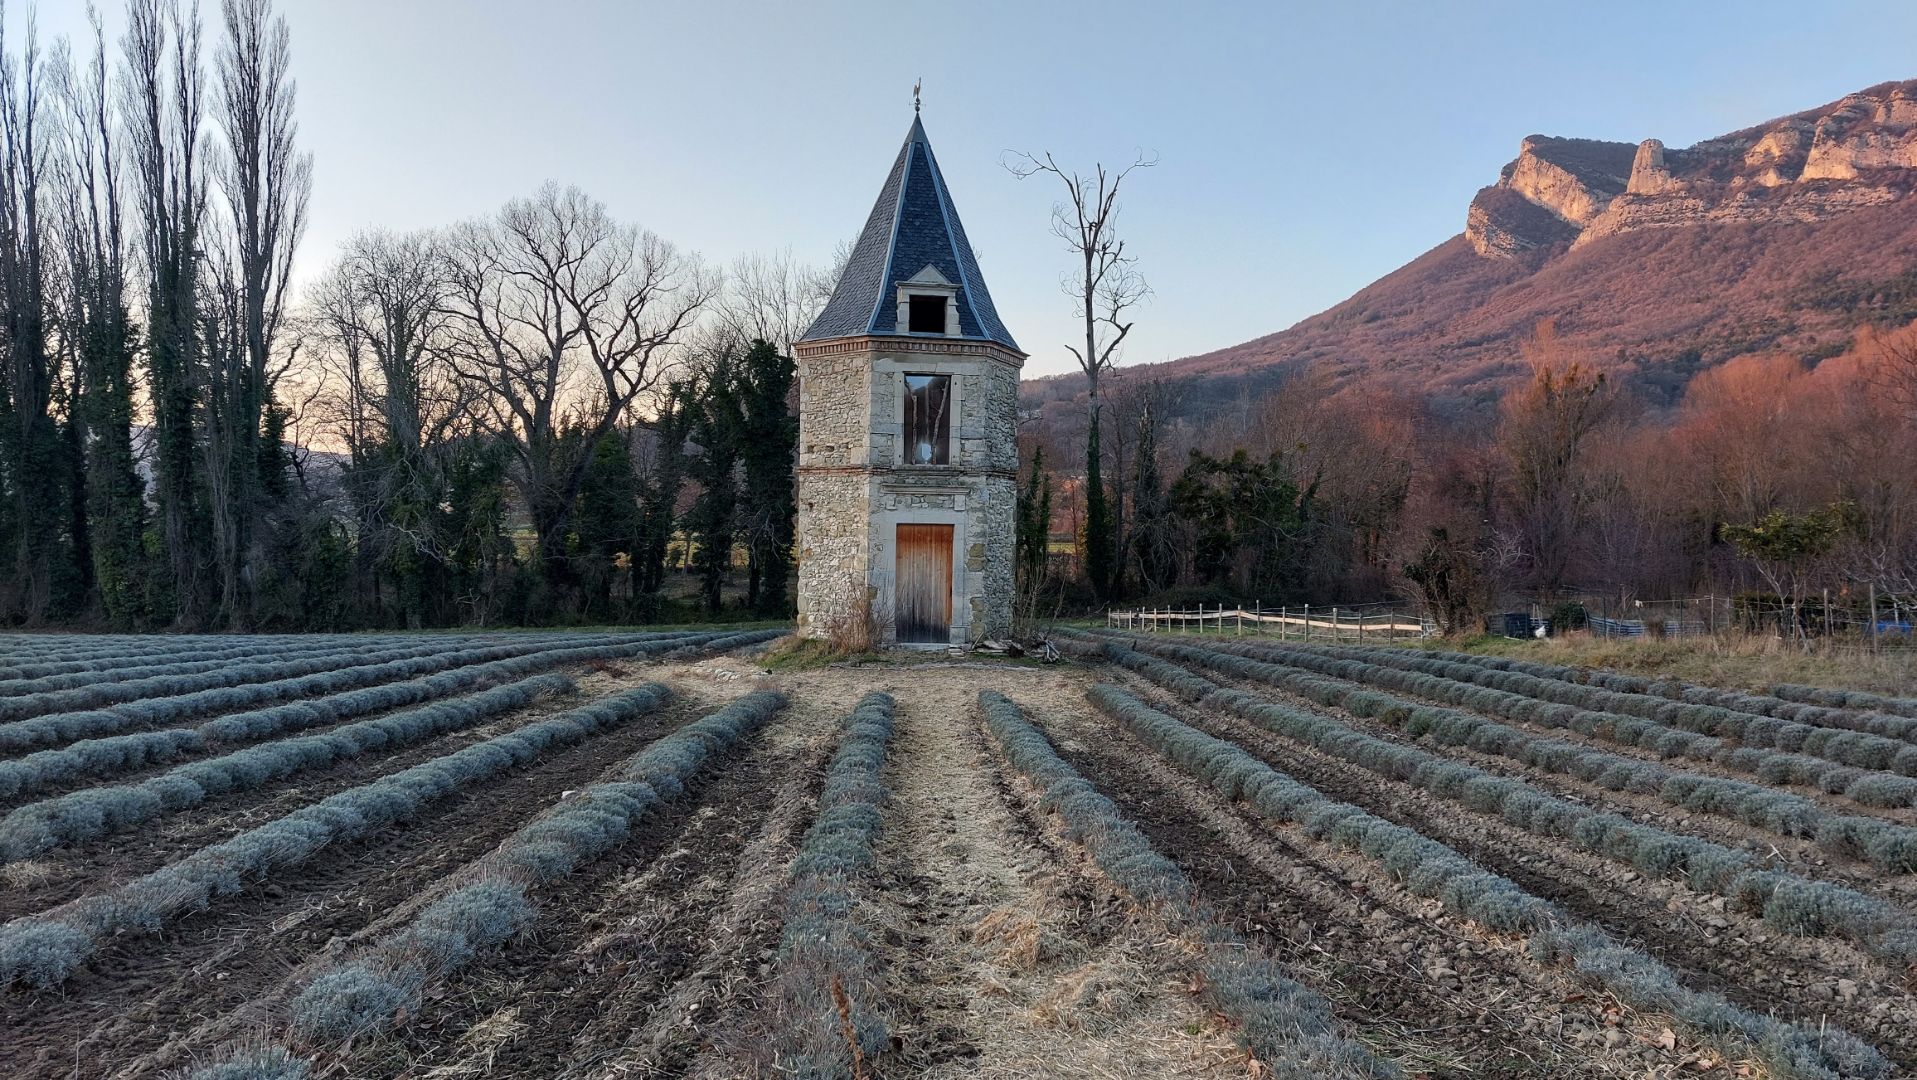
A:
1015 445 1054 626
1401 526 1485 635
1170 449 1317 599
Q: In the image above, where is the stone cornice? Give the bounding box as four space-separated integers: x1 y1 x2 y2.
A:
795 334 1026 370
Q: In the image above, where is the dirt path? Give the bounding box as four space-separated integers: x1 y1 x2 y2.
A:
851 665 1243 1079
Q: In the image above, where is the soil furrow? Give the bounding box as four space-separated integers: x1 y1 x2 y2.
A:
1120 674 1917 1066
1042 681 1731 1078
0 677 718 1080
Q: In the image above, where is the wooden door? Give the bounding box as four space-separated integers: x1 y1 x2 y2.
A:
895 523 954 643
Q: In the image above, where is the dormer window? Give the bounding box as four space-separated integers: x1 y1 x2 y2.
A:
896 264 959 336
908 294 948 334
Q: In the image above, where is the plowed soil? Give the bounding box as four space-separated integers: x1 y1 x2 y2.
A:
2 640 1912 1079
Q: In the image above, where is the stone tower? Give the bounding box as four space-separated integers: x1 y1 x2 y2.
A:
794 114 1024 646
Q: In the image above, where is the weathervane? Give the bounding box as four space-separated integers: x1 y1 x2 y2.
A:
913 78 922 115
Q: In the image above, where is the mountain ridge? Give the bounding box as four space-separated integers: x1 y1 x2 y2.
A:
1025 78 1917 416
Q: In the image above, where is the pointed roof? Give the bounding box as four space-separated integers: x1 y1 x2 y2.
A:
801 116 1019 350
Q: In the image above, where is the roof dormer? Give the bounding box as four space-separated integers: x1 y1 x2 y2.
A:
897 265 960 336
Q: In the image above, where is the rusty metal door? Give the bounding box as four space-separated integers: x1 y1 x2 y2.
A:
895 523 953 643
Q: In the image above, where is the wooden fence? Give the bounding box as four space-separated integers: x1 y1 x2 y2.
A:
1106 605 1434 642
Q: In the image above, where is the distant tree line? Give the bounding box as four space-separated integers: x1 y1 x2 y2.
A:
1019 314 1917 637
0 0 822 630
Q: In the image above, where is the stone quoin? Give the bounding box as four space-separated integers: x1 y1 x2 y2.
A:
794 113 1023 646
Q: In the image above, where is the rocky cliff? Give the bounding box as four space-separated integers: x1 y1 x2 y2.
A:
1466 79 1917 257
1021 77 1917 424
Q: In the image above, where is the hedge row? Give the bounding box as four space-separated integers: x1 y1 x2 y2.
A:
1773 683 1917 720
1134 633 1917 817
0 633 440 676
0 632 731 803
1108 634 1917 875
979 690 1396 1079
284 688 785 1043
1098 641 1917 966
0 635 511 699
773 692 897 1079
0 682 676 991
1086 683 1889 1080
0 638 518 723
0 673 576 863
1347 642 1917 728
0 631 710 754
1289 640 1917 767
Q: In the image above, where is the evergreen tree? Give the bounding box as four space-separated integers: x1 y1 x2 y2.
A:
635 382 695 618
1016 446 1052 592
574 428 644 620
444 439 514 625
735 339 797 616
686 365 742 614
1129 406 1177 594
1171 449 1317 598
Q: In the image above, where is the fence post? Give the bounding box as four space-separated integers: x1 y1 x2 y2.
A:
1332 606 1340 642
1253 601 1261 637
1304 603 1312 643
1357 612 1365 643
1236 606 1243 636
1870 583 1880 654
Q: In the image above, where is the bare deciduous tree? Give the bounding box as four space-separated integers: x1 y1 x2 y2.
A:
1499 320 1615 592
1004 147 1154 598
124 0 210 625
712 245 840 358
442 182 715 590
202 0 311 625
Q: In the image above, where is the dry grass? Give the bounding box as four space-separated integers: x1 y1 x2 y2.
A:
1429 631 1917 695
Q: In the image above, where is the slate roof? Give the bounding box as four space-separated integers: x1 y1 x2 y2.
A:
800 116 1019 350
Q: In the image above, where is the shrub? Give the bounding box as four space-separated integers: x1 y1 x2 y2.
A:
0 629 742 754
1100 631 1917 869
0 673 576 863
183 1045 310 1080
0 683 676 991
287 689 785 1044
772 692 897 1078
1086 682 1887 1080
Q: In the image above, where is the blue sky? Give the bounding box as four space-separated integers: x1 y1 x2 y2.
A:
34 0 1917 378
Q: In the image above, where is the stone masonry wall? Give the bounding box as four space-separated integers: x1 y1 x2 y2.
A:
796 337 1021 644
795 471 870 638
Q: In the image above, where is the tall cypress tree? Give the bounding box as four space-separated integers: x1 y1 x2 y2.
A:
1016 446 1052 592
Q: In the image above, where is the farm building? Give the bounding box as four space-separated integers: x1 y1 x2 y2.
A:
793 111 1024 646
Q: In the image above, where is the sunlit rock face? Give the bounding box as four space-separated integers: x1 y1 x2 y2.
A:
1464 79 1917 259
